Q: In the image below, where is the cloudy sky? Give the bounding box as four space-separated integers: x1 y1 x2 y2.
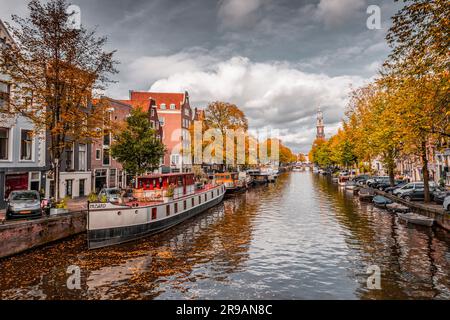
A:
0 0 402 153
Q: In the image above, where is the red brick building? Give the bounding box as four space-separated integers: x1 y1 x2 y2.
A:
91 97 132 192
127 91 193 173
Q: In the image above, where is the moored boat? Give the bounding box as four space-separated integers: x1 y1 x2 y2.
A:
372 195 393 208
397 212 434 227
215 172 245 194
358 188 375 201
386 203 410 213
87 173 226 249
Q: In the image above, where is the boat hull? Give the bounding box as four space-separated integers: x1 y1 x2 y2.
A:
88 186 225 249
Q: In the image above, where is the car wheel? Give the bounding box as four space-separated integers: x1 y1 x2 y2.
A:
404 196 411 201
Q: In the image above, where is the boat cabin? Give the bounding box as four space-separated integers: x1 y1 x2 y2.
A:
137 173 195 200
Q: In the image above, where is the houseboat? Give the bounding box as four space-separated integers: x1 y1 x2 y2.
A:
87 173 226 249
214 172 246 194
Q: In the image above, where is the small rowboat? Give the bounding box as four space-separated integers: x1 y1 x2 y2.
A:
358 188 375 201
397 212 434 227
386 203 410 213
372 195 393 208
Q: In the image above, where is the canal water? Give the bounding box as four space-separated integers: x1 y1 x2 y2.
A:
0 172 449 300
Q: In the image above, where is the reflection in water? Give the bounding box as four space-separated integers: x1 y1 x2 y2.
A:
0 173 448 300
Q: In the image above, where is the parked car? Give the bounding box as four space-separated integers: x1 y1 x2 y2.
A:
384 181 409 194
443 195 450 211
432 188 450 205
374 180 406 191
393 182 436 197
6 190 43 220
98 188 122 203
366 176 389 188
353 175 370 184
400 184 438 201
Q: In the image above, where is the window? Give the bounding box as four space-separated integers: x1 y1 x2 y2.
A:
95 149 101 160
103 148 110 166
166 205 170 216
109 168 116 187
170 103 176 110
159 117 165 126
152 208 157 220
79 144 87 171
192 198 195 207
0 128 9 160
20 130 33 160
103 132 111 146
66 144 74 170
160 103 166 109
184 200 187 210
0 82 10 110
151 109 155 117
150 120 155 128
66 180 73 197
171 154 180 166
198 196 201 204
184 108 190 116
174 203 178 213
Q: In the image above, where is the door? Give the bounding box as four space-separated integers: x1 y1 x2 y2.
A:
79 179 85 197
5 173 29 198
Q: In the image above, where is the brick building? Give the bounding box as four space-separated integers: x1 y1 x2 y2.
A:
126 91 193 173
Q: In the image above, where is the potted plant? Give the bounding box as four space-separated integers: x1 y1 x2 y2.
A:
163 185 175 203
50 197 69 215
88 192 98 203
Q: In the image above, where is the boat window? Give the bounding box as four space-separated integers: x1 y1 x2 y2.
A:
205 194 207 202
166 205 170 216
184 200 187 210
152 208 157 220
192 198 195 207
175 203 178 213
199 196 201 204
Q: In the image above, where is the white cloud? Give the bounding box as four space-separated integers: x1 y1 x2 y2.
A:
217 0 266 29
147 53 366 152
315 0 366 28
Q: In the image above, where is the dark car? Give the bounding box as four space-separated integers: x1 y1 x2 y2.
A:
384 181 408 194
353 175 370 185
432 188 450 204
375 180 406 191
400 186 437 202
6 190 43 220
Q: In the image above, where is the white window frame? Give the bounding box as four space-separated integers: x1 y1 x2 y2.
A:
0 127 11 161
19 129 34 162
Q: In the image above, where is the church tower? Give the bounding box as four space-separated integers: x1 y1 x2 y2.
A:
316 107 325 139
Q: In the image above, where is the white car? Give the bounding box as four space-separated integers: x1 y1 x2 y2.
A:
443 195 450 211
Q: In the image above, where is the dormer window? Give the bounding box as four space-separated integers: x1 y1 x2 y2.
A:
160 103 166 109
170 104 176 110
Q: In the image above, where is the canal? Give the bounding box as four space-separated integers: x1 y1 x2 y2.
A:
0 172 449 300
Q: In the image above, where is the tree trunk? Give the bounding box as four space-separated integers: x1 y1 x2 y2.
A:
421 141 431 203
54 158 60 202
388 163 395 187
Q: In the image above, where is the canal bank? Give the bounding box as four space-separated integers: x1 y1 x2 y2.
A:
374 190 450 231
0 211 86 259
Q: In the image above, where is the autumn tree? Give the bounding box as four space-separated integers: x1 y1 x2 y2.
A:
110 108 166 181
382 0 450 201
0 0 118 201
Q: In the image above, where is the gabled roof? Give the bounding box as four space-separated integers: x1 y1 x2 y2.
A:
129 91 187 111
0 19 14 45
